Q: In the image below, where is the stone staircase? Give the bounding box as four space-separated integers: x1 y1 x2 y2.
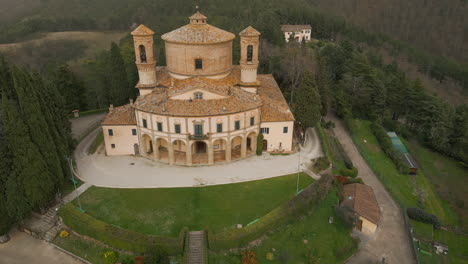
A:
187 231 205 264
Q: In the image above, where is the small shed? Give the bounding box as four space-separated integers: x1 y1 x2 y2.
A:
72 109 80 118
387 132 419 174
340 183 381 235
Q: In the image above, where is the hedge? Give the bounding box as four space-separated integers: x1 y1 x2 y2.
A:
370 122 409 173
406 207 441 229
58 203 187 255
69 108 108 118
206 174 334 250
256 134 264 156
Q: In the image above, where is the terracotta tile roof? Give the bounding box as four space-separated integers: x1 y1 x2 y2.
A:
280 25 312 32
102 67 293 123
340 183 381 225
161 23 235 44
257 74 295 122
189 11 207 20
239 26 261 37
102 105 136 125
131 24 155 36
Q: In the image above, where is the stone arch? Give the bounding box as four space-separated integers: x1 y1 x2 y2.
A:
247 131 257 154
191 141 208 164
213 138 227 163
172 139 187 165
142 134 153 155
155 137 169 161
231 136 243 160
139 45 147 63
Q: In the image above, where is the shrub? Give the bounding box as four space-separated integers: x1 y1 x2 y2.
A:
59 230 69 238
103 251 119 264
58 203 186 254
370 122 409 173
241 250 257 264
345 178 364 185
406 207 441 229
339 167 358 178
145 244 169 264
119 255 135 264
256 133 264 155
311 156 330 173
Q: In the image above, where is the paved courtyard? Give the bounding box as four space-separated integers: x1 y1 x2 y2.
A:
74 127 323 188
0 229 83 264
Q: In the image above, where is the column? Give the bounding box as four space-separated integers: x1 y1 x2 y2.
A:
226 138 232 162
168 140 175 165
208 140 214 165
153 139 159 160
241 136 247 158
186 140 192 166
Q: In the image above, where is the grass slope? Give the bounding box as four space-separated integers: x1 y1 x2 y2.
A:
346 119 457 225
76 173 313 237
407 138 468 231
209 188 357 263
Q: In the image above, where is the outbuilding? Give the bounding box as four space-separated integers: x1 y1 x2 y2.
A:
340 183 381 235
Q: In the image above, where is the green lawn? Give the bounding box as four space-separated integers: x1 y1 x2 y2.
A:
209 188 357 264
407 138 468 231
76 173 313 237
53 232 135 264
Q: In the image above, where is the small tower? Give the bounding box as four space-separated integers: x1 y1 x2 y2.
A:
131 25 157 95
239 26 261 89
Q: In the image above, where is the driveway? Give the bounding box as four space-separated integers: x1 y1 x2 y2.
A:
326 114 415 264
0 229 83 264
74 128 323 188
70 113 106 140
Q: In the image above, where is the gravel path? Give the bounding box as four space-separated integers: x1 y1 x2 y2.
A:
326 114 415 264
70 113 106 140
74 128 323 188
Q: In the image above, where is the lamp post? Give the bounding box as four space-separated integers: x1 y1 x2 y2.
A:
296 121 302 195
67 157 85 213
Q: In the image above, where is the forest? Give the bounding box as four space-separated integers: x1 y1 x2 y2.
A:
0 0 467 242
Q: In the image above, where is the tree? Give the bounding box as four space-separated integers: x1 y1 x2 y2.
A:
52 65 85 112
293 71 321 141
108 42 130 106
315 55 331 116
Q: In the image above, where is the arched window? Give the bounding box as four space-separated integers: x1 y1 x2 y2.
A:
139 45 147 63
247 45 253 62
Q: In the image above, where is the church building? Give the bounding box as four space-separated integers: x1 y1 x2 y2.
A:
101 12 295 166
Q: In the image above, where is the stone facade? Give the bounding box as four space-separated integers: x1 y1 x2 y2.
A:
101 12 296 166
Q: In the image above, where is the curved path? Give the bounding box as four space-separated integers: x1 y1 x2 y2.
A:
74 128 322 188
326 114 415 264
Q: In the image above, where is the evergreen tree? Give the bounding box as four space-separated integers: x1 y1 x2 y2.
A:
1 65 53 215
53 65 85 112
315 55 331 116
0 100 14 237
108 42 129 106
293 71 322 139
13 69 64 190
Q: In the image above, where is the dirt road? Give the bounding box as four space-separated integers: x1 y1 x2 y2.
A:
326 114 416 264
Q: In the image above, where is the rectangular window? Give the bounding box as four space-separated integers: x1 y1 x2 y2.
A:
111 144 116 149
194 124 203 136
108 129 113 136
261 127 269 134
283 127 288 133
216 123 223 133
157 122 163 132
132 129 137 135
142 119 147 128
195 59 203 69
250 116 255 126
235 120 240 130
175 124 181 134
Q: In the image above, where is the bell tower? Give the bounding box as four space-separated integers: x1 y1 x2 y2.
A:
239 26 261 89
131 24 157 96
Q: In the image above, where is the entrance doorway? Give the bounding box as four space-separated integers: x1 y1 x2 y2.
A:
134 144 139 155
262 139 268 151
195 141 207 153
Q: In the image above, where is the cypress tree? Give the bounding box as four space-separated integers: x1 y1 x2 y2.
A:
53 65 85 112
13 69 64 190
108 42 129 106
0 101 14 238
293 71 322 139
1 65 53 214
315 55 331 116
